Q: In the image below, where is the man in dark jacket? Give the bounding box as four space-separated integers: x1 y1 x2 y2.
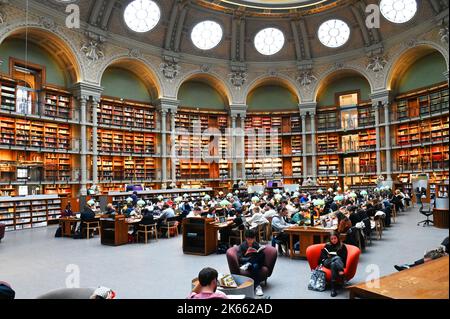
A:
74 203 96 239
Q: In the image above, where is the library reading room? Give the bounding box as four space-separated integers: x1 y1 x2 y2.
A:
0 0 448 302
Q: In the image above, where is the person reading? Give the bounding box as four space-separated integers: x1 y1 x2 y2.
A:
188 267 228 300
237 229 265 297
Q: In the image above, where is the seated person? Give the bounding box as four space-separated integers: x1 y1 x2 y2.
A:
237 229 265 297
180 199 192 218
291 207 308 224
61 203 73 217
89 286 116 299
188 267 228 300
186 206 202 218
121 204 133 217
336 212 352 234
318 231 348 297
246 206 269 230
0 281 15 300
207 207 217 219
157 204 176 235
105 203 116 216
271 207 294 255
395 237 449 271
74 201 97 239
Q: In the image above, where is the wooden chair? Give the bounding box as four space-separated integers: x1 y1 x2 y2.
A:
228 228 244 246
83 220 100 239
391 206 397 224
373 216 383 240
137 224 158 244
160 221 179 238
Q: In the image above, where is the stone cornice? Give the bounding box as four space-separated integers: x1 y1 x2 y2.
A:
71 82 104 100
156 98 180 112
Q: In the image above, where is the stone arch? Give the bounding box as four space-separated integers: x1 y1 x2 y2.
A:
385 41 449 92
244 73 302 105
313 66 375 103
0 25 83 84
97 55 163 101
175 71 232 107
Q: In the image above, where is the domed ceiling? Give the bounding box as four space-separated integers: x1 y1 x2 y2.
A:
196 0 344 16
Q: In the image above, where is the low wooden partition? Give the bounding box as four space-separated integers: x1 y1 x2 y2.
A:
100 216 128 246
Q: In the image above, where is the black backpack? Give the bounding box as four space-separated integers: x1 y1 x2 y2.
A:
54 226 62 238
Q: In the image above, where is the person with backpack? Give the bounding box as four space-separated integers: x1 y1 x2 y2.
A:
318 231 348 297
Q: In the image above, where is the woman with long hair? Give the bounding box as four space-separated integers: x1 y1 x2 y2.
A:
318 231 348 297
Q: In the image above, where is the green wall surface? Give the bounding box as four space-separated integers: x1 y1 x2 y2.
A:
318 76 371 107
178 81 228 110
247 85 298 111
0 38 68 87
101 67 152 102
397 52 447 93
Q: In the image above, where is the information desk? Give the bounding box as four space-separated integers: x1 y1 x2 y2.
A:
284 226 341 258
433 208 449 229
348 256 449 299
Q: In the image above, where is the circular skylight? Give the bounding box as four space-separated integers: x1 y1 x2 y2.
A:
124 0 161 33
254 28 285 56
191 21 223 50
380 0 417 24
318 19 350 48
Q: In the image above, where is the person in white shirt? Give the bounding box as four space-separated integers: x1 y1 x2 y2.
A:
187 206 202 218
271 207 294 255
263 204 277 219
246 206 269 230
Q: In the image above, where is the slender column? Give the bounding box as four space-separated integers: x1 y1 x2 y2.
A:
161 109 168 183
231 115 237 182
92 98 99 184
171 109 177 183
240 116 246 181
384 103 392 181
79 97 88 195
310 112 317 183
301 114 307 179
374 104 381 176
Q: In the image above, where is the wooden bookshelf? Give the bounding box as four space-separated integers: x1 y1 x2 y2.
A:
98 129 156 154
97 156 157 182
44 154 72 182
359 152 377 173
396 117 449 146
358 104 375 127
358 129 376 150
0 78 17 112
318 155 339 176
0 195 62 231
317 110 338 131
0 116 71 150
317 134 339 153
394 85 448 121
43 88 73 119
429 172 449 197
98 98 156 129
394 144 448 172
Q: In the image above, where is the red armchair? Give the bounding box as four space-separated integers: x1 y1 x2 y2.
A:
0 223 5 242
306 244 360 282
226 245 277 285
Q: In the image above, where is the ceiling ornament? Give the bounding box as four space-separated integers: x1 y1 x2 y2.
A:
439 22 448 45
0 0 7 25
81 32 105 65
200 64 211 73
160 56 181 81
39 16 57 31
129 48 143 59
296 69 317 87
229 65 248 89
366 55 387 73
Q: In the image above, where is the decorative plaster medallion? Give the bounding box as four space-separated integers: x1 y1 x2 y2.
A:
39 16 56 30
